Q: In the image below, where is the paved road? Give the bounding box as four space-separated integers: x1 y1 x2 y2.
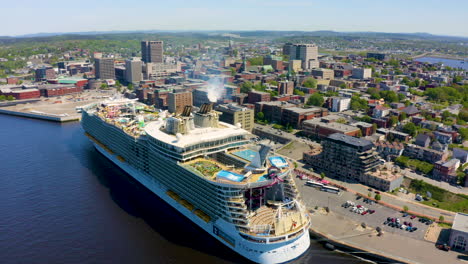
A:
403 168 468 195
294 177 430 241
294 161 456 222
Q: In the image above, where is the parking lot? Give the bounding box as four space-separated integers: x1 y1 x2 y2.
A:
294 177 431 241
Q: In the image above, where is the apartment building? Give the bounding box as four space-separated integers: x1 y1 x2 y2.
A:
216 104 254 132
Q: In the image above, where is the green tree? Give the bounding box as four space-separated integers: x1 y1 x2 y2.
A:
372 123 378 134
375 194 381 201
256 111 265 121
240 81 253 93
453 75 463 83
399 112 407 121
248 57 264 66
357 130 363 137
293 89 305 96
336 118 346 124
404 100 411 107
339 83 347 89
380 90 399 103
303 77 317 89
127 83 134 91
6 95 14 101
0 95 5 101
306 93 324 107
368 192 372 198
459 108 468 122
320 172 325 180
402 122 418 137
389 116 399 127
439 215 445 222
459 127 468 141
403 205 409 212
115 80 122 87
230 68 237 76
350 96 369 111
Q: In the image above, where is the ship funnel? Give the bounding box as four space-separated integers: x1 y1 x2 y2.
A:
194 103 219 128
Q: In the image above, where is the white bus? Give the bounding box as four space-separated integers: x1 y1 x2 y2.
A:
305 181 324 188
321 186 340 194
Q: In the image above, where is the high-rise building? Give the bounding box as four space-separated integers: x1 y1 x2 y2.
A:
35 66 56 81
278 81 294 95
168 90 193 114
330 97 351 112
216 104 254 132
352 68 372 79
303 133 397 190
125 58 143 83
95 58 115 79
284 43 319 70
141 41 164 63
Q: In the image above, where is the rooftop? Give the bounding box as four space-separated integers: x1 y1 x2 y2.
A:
285 107 322 114
144 119 249 149
303 119 359 133
452 213 468 233
327 133 373 148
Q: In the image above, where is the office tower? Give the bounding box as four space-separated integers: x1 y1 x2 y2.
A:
95 58 115 79
284 43 319 70
125 58 143 83
141 41 164 63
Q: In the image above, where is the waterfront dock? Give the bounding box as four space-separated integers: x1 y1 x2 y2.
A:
0 108 80 122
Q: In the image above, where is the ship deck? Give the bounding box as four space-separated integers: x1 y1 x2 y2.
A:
182 153 291 185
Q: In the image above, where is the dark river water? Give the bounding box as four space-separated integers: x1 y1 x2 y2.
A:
0 114 363 264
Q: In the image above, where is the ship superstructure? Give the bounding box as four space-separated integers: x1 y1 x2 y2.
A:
81 99 310 263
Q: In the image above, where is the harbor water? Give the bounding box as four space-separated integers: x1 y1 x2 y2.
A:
414 56 468 71
0 114 364 264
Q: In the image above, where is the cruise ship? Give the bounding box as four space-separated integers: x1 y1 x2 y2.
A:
80 98 311 263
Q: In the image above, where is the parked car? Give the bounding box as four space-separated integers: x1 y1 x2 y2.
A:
408 222 413 227
362 211 368 215
402 213 409 217
410 215 416 219
436 243 450 251
368 210 375 214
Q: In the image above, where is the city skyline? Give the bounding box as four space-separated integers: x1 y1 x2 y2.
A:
2 0 468 37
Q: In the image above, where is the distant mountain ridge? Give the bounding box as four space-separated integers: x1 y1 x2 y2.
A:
1 30 467 41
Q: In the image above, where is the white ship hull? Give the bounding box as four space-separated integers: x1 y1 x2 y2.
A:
92 142 311 264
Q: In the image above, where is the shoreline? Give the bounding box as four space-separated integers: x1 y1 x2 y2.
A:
0 108 80 122
308 226 410 264
412 54 467 61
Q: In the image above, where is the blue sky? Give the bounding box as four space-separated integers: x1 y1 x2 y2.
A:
3 0 468 37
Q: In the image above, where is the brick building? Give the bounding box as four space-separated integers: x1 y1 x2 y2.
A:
302 118 361 139
281 107 328 128
168 90 193 114
248 91 271 104
0 88 40 100
278 81 294 95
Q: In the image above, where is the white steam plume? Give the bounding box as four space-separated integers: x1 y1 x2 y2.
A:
206 77 224 103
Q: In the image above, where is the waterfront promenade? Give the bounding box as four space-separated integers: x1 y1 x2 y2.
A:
309 210 463 264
